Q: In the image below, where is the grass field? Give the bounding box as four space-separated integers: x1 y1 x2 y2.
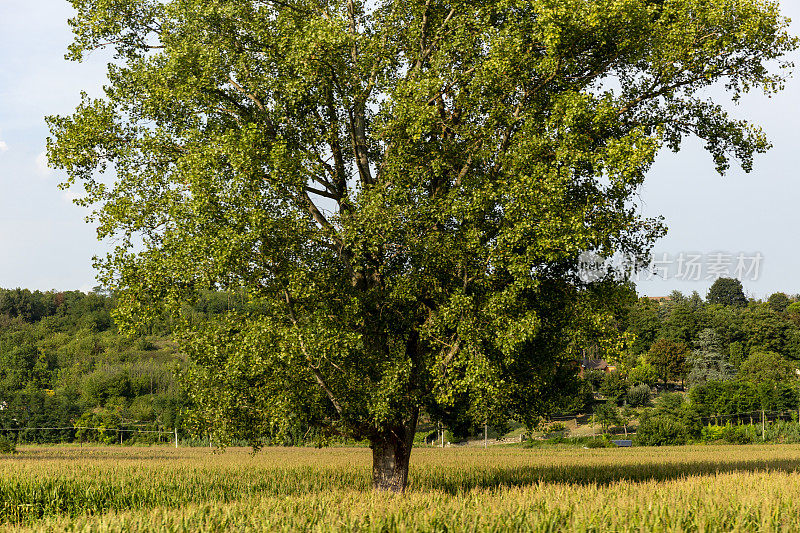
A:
2 444 800 531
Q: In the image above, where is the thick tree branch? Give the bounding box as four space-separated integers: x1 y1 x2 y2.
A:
305 185 339 200
325 87 349 192
301 191 335 230
213 106 243 126
415 7 456 71
348 105 373 185
283 288 344 416
425 67 476 106
228 75 266 111
441 338 462 372
310 154 337 185
454 152 473 188
417 0 433 71
300 191 360 284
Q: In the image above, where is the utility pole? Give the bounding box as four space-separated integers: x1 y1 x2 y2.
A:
484 421 487 449
174 427 178 449
762 408 766 441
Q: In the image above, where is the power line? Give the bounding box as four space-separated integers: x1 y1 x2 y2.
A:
0 426 172 433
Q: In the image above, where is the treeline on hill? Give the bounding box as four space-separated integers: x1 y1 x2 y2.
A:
581 278 800 446
0 288 245 444
4 279 800 447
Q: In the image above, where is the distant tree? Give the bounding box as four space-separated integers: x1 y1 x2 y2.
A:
690 378 798 420
768 292 791 313
559 380 595 415
707 278 747 307
628 360 658 387
686 329 735 387
669 290 687 304
705 303 746 353
661 293 704 345
594 401 622 432
742 303 798 357
635 393 698 446
583 369 607 393
738 351 794 384
728 341 747 370
647 338 690 387
600 372 628 404
627 298 663 355
0 289 56 323
788 302 800 326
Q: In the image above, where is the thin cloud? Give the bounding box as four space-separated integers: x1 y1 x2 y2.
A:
0 141 7 153
62 191 82 203
35 151 52 175
62 191 91 210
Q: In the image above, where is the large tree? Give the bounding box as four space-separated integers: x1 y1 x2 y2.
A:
48 0 794 491
647 337 690 387
685 328 735 387
707 277 748 307
738 350 794 384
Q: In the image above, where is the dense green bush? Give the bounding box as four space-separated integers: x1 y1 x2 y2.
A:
584 436 615 448
594 401 622 431
443 430 465 444
765 420 800 443
583 369 606 392
523 435 619 448
600 372 628 403
635 412 688 446
0 436 16 454
694 421 800 445
701 424 725 442
723 424 756 444
627 384 652 407
690 380 799 419
700 424 755 444
628 363 658 387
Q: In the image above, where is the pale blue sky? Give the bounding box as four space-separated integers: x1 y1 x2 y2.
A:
0 1 798 298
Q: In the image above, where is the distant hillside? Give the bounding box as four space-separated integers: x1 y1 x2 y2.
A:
0 288 187 443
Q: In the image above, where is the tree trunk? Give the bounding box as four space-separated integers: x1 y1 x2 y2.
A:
371 411 418 493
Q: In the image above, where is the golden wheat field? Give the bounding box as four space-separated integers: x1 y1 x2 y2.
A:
2 444 800 531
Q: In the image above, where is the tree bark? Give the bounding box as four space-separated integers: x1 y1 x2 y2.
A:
371 410 418 492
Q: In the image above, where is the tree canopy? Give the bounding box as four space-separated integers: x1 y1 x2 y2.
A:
48 0 795 491
768 292 791 312
738 350 795 384
707 277 748 307
647 337 690 386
